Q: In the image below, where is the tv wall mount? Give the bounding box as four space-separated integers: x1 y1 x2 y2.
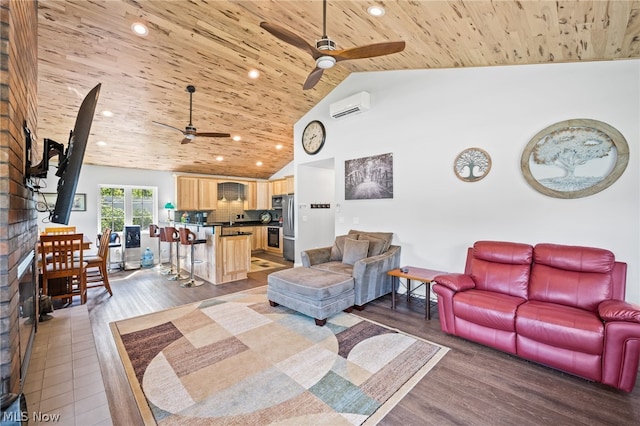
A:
23 121 71 188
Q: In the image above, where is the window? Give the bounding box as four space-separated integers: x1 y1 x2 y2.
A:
99 185 157 233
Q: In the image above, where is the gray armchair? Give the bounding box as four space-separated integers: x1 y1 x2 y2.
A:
301 230 401 307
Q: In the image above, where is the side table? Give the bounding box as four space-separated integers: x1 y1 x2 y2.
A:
387 266 446 319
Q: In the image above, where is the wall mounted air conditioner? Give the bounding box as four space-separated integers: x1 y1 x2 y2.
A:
329 91 371 119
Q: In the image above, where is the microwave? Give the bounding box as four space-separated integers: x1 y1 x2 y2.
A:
272 195 283 209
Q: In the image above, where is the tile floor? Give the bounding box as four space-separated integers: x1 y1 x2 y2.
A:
22 305 112 426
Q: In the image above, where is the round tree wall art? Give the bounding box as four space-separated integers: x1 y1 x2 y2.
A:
454 147 491 182
521 119 629 199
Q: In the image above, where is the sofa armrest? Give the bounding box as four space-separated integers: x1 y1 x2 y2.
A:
433 273 476 292
301 247 331 267
599 300 640 323
352 245 401 305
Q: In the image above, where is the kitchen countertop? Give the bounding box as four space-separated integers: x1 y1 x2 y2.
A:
219 231 253 237
171 221 281 228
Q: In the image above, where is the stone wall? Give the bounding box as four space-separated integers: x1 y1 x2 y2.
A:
0 0 39 394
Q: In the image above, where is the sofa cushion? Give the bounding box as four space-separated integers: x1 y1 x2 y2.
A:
529 244 616 312
330 235 350 261
453 289 526 332
349 230 393 253
473 241 533 265
342 238 369 265
470 241 533 299
534 243 615 274
357 234 386 257
516 300 604 355
311 261 354 276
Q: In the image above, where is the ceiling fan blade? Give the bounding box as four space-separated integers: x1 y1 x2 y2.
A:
152 121 186 135
260 22 318 58
195 132 231 138
180 137 192 145
331 41 406 62
303 67 325 90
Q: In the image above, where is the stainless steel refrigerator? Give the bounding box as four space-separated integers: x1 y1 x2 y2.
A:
282 194 295 261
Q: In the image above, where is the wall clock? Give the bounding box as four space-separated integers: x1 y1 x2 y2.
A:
302 120 326 155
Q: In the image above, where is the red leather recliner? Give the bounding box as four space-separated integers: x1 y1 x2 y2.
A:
433 241 640 392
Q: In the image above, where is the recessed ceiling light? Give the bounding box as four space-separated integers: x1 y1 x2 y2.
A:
96 141 107 146
367 5 385 17
232 135 241 141
131 22 149 36
216 156 223 161
101 110 113 117
256 161 263 166
248 69 260 79
275 144 283 150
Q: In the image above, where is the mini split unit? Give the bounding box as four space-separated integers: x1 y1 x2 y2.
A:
329 91 371 119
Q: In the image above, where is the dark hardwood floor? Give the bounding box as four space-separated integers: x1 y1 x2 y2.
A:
80 253 639 425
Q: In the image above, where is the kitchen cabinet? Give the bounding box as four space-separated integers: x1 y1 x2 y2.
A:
198 178 218 210
244 181 270 211
270 176 294 197
244 182 257 211
256 181 270 210
285 175 294 194
250 227 266 252
175 176 199 210
175 176 218 210
271 179 285 196
219 234 251 281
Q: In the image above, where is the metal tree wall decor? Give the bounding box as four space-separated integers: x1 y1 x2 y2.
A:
454 148 491 182
521 119 629 199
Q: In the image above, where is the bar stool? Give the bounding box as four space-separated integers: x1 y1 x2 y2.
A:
149 224 162 269
178 227 207 288
159 228 172 275
164 226 188 281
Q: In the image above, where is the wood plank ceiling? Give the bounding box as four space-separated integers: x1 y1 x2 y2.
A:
36 0 640 180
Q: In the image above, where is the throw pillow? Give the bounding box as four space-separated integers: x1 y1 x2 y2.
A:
349 230 393 252
330 235 350 261
358 235 386 257
342 238 370 265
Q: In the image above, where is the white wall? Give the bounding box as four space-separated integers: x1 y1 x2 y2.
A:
294 60 640 303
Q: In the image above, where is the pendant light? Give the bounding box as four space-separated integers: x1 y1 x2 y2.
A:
221 182 227 202
236 183 242 202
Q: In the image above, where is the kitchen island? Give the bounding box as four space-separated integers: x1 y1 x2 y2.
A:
169 223 252 285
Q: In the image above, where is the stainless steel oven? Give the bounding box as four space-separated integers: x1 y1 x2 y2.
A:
267 227 280 248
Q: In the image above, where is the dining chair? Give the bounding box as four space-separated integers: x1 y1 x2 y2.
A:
43 226 77 234
83 228 113 296
39 233 87 305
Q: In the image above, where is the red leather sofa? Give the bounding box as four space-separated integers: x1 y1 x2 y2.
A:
433 241 640 392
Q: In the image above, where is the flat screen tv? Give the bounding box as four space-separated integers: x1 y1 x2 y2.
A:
50 83 101 224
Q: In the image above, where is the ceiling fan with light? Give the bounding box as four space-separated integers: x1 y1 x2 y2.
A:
260 0 405 90
153 85 230 144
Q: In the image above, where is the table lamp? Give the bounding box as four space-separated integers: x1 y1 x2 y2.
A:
164 202 175 221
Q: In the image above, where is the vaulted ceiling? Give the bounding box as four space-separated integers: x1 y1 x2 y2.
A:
36 0 640 180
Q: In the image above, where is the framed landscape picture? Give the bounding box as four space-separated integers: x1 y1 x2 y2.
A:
42 193 87 211
345 153 393 200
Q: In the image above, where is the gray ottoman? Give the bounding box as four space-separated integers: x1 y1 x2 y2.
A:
267 267 355 326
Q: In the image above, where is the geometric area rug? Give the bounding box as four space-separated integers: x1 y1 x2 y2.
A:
110 286 449 425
